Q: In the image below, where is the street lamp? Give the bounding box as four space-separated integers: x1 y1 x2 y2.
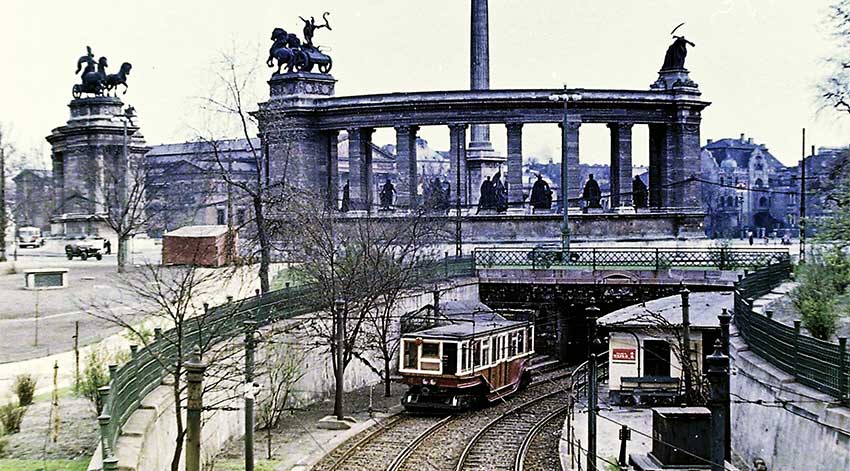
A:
113 105 136 268
549 87 582 253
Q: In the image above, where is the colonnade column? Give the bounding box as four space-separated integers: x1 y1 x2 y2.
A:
395 125 419 208
325 131 339 210
448 124 469 208
347 128 374 212
560 121 581 208
506 122 524 207
648 124 668 208
608 123 633 209
673 117 702 209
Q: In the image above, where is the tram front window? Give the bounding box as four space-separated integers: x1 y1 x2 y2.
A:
403 340 418 369
422 342 440 359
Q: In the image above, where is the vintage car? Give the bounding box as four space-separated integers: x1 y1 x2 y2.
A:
17 226 45 248
65 236 105 261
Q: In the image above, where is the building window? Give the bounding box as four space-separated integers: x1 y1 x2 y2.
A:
236 208 246 225
754 178 764 188
759 196 769 208
216 208 226 225
726 196 734 207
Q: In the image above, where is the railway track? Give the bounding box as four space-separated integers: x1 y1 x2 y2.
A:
311 365 589 471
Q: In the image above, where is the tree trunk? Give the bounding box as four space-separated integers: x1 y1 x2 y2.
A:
171 373 185 471
117 235 129 273
0 147 6 262
384 357 392 397
254 197 270 294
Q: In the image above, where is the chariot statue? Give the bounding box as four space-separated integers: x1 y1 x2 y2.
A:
72 46 133 98
267 13 334 75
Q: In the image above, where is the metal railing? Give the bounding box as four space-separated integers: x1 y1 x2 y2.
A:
473 247 790 271
734 260 850 402
95 255 475 467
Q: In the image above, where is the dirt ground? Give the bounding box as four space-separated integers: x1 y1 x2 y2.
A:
212 382 407 471
2 394 97 462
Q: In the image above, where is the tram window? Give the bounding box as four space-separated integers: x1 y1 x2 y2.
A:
517 330 525 353
403 341 418 369
422 342 440 359
481 339 491 366
494 336 503 361
473 340 482 368
527 327 534 352
509 333 517 356
461 343 469 372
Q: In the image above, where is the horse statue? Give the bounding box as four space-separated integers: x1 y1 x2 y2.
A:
73 56 108 98
105 62 132 95
267 28 305 74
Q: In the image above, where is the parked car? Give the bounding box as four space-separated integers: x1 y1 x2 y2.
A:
65 236 105 261
17 226 45 248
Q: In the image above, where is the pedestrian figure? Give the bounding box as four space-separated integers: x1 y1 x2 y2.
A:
748 230 754 246
530 174 552 211
478 176 494 213
379 179 395 211
104 239 112 255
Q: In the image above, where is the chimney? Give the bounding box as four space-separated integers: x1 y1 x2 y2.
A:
739 133 745 142
707 139 713 145
747 138 753 145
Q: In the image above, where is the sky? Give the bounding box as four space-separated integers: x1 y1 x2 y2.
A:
1 0 846 168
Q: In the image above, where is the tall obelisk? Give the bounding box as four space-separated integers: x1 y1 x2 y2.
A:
467 0 504 204
468 0 493 156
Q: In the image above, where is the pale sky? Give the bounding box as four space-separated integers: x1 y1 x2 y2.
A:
1 0 846 168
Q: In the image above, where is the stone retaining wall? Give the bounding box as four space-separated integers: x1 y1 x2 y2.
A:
730 296 850 471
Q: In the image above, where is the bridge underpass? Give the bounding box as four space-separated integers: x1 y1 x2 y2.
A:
473 246 789 364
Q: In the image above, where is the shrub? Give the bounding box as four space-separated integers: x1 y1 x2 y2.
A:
0 434 7 457
78 350 110 414
792 260 842 340
12 374 36 407
0 403 25 434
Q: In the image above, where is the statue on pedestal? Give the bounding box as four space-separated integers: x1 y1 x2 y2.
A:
530 174 552 211
268 13 334 75
661 23 695 70
582 174 602 209
379 179 396 211
340 180 350 212
633 175 648 209
477 176 494 213
299 12 332 48
493 170 508 213
72 46 133 98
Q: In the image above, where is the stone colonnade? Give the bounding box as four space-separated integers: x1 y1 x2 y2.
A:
256 75 704 213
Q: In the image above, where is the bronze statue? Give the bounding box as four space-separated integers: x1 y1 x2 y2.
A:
477 176 494 213
633 175 648 208
582 174 602 209
340 180 350 212
493 170 508 213
73 54 108 98
379 179 396 210
661 24 695 70
105 62 132 95
300 12 332 47
76 46 96 75
267 28 304 74
530 174 552 211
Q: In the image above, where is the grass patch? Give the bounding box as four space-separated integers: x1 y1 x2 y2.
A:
214 459 282 471
271 266 302 291
0 459 90 471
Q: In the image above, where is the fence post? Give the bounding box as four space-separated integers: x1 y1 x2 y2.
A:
184 346 207 471
444 251 449 277
592 248 597 270
793 320 801 379
839 337 848 405
129 345 139 403
654 248 660 271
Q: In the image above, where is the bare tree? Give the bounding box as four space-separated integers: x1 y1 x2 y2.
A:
821 1 850 115
255 328 306 459
196 48 284 294
0 125 16 262
86 262 247 471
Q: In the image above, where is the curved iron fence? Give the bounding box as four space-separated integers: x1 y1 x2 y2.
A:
473 247 790 271
734 260 850 402
95 256 475 468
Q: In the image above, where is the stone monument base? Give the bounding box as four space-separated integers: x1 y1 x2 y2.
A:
317 415 357 430
269 72 336 97
650 68 699 91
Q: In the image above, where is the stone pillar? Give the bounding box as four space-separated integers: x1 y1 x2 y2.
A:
648 123 668 208
468 0 494 158
395 125 419 208
672 119 702 209
608 123 633 208
325 131 339 209
347 128 374 211
506 123 524 208
560 121 581 208
448 124 468 207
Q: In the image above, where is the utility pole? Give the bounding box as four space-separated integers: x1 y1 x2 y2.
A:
586 302 600 471
549 87 582 255
681 285 693 402
74 321 80 392
706 340 730 471
184 346 207 471
718 309 732 461
0 145 6 263
455 147 462 257
334 300 346 420
799 129 806 263
244 319 257 471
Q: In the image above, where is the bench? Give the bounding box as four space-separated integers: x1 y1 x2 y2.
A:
24 268 69 290
610 376 680 406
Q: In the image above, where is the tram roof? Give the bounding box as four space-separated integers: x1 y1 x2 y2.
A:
405 310 528 340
